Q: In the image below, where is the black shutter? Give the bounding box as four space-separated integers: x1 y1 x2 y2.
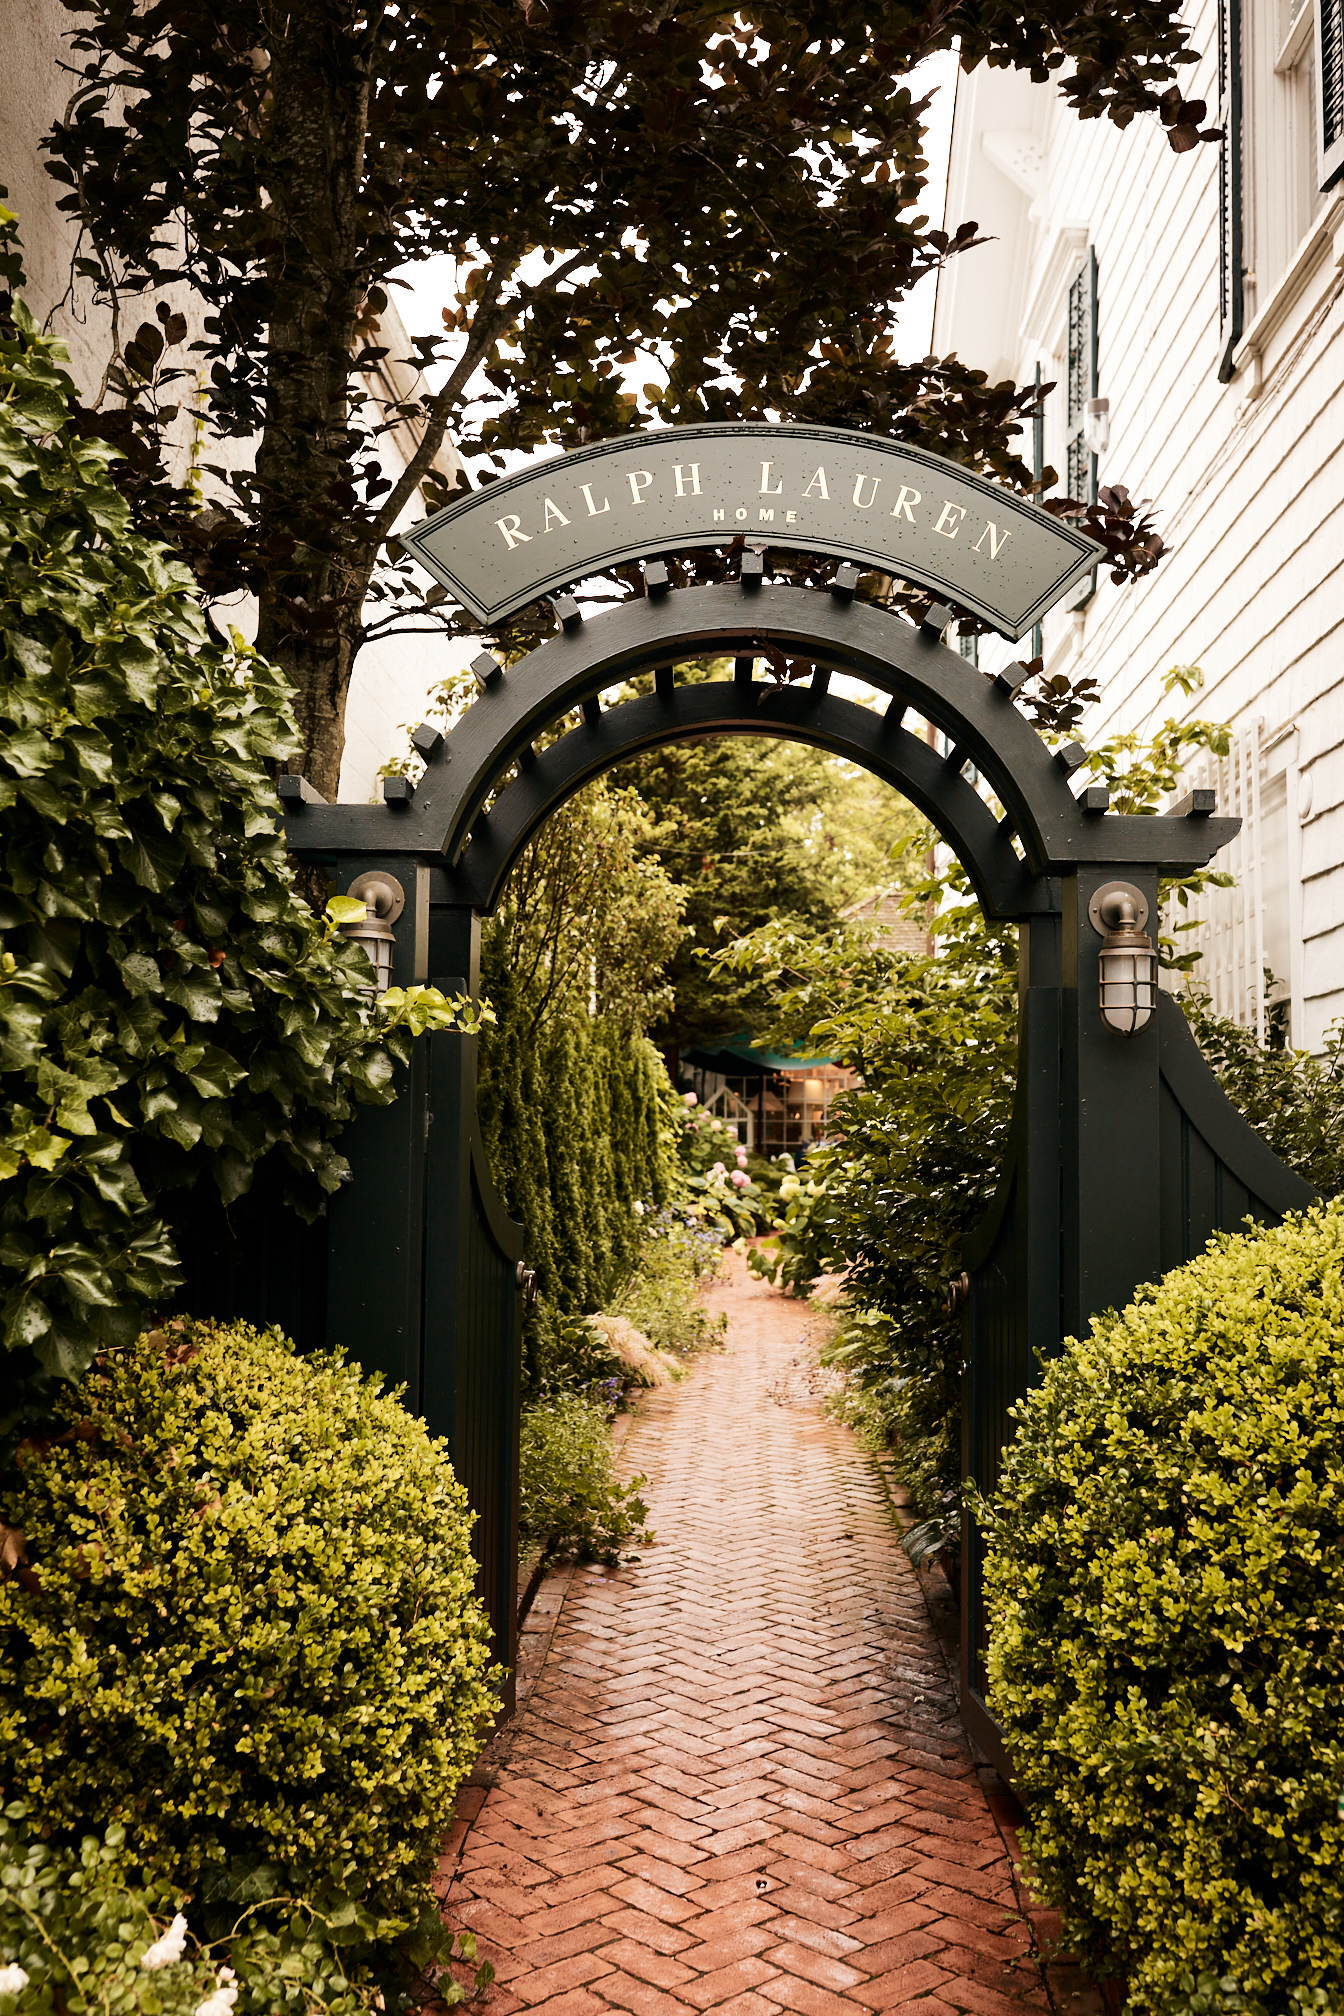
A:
1318 0 1344 190
1218 0 1244 381
1031 361 1045 658
1065 250 1097 505
1065 252 1098 612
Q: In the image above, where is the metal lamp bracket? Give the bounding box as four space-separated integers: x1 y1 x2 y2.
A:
1088 881 1149 935
345 870 406 922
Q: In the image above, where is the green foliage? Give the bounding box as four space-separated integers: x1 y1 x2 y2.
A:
0 1805 494 2016
715 672 1240 1531
610 1213 727 1358
1179 990 1344 1197
0 1321 496 1920
477 779 685 1036
518 1393 651 1565
471 776 683 1319
617 718 920 1051
478 989 673 1315
0 296 475 1412
720 867 1018 1523
978 1201 1344 2013
522 1302 627 1404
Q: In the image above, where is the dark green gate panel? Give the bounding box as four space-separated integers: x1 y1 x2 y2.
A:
962 982 1316 1780
961 982 1061 1773
169 1157 329 1354
1155 992 1314 1267
422 1029 525 1703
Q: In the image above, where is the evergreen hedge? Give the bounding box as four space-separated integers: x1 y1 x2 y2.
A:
980 1201 1344 2013
0 1320 496 1919
476 944 674 1316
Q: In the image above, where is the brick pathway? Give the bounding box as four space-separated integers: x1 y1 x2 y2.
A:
441 1255 1097 2016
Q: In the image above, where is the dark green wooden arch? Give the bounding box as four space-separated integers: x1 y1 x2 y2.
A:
286 582 1239 907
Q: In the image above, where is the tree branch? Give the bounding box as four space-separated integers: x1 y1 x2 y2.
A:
370 246 593 542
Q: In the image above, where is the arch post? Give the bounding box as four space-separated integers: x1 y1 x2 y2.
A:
324 853 434 1409
1061 864 1164 1330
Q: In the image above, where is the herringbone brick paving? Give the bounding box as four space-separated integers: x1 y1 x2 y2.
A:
441 1254 1097 2016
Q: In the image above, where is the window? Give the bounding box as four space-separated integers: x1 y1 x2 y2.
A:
1221 0 1335 378
1166 722 1304 1045
1063 253 1098 611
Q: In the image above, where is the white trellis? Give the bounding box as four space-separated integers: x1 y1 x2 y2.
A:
1174 723 1266 1041
1166 721 1305 1046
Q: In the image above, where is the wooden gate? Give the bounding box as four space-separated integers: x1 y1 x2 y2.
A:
216 412 1312 1740
960 984 1315 1774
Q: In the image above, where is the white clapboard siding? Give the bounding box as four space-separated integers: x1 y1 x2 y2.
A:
935 0 1344 1047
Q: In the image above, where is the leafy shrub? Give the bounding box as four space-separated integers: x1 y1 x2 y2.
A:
979 1200 1344 2012
610 1213 725 1357
1180 990 1344 1197
0 1806 493 2016
523 1301 627 1402
518 1393 651 1564
0 1321 496 1918
0 225 477 1412
722 882 1016 1527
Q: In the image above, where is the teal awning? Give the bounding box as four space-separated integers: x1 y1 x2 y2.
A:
684 1033 837 1076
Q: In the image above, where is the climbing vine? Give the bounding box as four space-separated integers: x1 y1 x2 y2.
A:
0 221 478 1418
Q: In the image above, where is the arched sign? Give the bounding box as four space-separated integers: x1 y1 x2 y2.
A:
398 423 1103 641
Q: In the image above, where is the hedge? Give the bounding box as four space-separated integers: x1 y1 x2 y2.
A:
476 947 674 1315
980 1200 1344 2012
0 1320 496 1919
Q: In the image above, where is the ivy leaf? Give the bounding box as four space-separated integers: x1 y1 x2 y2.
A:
117 828 180 892
117 952 163 996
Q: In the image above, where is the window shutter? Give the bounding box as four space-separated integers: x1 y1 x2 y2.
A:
1065 250 1098 505
1218 0 1244 381
1065 253 1098 612
1318 0 1344 190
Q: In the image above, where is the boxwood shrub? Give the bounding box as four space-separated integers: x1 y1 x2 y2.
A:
980 1199 1344 2014
0 1321 497 1918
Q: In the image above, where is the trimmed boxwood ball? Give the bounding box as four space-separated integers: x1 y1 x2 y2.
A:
0 1321 497 1913
980 1199 1344 2013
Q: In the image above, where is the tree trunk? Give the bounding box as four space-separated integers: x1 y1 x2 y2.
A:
258 569 369 801
252 8 375 801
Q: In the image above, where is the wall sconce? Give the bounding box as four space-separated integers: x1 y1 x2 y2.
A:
1084 397 1111 457
1089 881 1157 1035
340 870 404 998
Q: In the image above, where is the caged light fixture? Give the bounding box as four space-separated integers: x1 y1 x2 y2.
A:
340 871 404 998
1090 881 1158 1036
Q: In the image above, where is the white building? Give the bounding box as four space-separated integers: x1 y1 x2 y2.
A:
934 0 1344 1048
2 0 475 803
